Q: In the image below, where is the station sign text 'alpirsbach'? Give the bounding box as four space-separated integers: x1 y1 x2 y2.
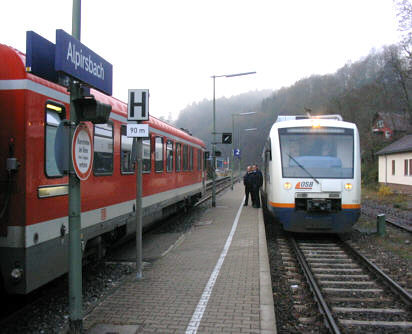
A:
55 29 113 95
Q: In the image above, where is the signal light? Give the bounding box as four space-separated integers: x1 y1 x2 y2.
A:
73 96 112 124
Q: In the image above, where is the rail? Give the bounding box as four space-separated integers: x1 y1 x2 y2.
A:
291 238 342 334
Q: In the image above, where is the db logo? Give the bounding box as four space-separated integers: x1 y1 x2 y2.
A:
295 181 314 189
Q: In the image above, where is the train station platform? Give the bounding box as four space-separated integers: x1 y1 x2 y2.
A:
84 183 276 334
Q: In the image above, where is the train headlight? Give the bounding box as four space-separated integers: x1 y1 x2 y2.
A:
284 182 292 190
11 267 23 282
344 183 353 191
312 120 321 128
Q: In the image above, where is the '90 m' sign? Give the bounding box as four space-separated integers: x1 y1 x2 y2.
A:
126 124 149 138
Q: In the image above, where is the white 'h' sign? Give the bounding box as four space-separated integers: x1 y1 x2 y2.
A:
128 89 149 121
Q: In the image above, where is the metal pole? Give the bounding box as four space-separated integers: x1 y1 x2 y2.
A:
212 76 216 207
72 0 81 40
238 127 241 180
377 214 386 236
135 137 143 278
68 2 82 331
231 115 234 190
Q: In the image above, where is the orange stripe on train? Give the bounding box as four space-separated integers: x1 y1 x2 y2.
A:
269 202 295 208
270 202 361 209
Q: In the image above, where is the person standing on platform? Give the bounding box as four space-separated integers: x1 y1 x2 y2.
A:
243 166 253 206
251 164 263 208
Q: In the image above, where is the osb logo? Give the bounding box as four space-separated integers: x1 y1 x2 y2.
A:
295 181 314 189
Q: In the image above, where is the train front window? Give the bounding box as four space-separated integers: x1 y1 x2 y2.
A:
279 127 354 179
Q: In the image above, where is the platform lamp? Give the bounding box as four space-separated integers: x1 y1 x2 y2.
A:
211 71 256 207
231 112 256 190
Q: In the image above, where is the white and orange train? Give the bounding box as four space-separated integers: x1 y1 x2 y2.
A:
0 44 206 294
261 115 361 234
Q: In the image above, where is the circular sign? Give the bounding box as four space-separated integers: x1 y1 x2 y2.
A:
72 123 93 180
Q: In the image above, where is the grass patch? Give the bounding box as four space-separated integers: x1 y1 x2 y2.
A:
362 185 411 210
354 216 412 262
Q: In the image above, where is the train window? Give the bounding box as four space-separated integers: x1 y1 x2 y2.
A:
121 125 134 174
155 137 164 172
143 137 151 173
197 149 202 171
166 140 173 172
189 147 194 170
93 123 113 175
45 101 66 178
176 143 182 171
183 145 188 171
279 127 354 179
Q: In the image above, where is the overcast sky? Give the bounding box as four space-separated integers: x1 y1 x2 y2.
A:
1 0 401 120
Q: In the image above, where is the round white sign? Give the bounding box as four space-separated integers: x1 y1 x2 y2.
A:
72 123 93 180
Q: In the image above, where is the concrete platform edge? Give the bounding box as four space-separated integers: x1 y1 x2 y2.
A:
259 208 277 334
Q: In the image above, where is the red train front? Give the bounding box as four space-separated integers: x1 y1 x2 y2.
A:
0 44 206 294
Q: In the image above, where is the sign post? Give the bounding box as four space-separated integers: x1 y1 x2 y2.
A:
128 89 149 280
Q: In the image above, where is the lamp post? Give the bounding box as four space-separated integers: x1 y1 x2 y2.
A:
211 71 255 207
231 112 256 190
238 127 258 179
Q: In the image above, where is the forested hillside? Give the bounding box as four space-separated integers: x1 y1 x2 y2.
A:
174 1 412 184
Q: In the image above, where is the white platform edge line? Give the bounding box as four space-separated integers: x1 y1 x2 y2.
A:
185 197 244 334
259 208 277 334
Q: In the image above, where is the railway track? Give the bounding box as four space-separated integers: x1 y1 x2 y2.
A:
288 237 412 333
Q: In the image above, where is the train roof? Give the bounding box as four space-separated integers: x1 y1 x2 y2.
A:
0 43 205 148
271 114 358 132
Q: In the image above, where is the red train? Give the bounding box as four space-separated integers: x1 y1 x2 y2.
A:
0 44 206 294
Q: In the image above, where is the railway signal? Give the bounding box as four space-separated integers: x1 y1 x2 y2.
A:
222 133 232 144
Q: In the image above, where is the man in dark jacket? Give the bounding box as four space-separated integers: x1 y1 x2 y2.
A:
251 164 263 208
243 166 253 206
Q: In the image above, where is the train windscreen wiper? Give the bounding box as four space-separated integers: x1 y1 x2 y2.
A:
287 154 319 184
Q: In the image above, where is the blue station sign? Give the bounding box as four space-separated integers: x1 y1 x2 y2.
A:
55 29 113 95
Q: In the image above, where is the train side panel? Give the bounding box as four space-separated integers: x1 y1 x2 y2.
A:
0 44 206 294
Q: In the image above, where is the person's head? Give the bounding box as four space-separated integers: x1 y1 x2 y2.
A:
252 165 257 171
247 166 252 172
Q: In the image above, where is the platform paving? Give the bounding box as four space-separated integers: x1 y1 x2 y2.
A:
84 183 276 333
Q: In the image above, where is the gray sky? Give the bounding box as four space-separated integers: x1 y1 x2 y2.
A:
1 0 401 120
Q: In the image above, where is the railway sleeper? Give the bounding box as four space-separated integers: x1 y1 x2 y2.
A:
338 319 412 329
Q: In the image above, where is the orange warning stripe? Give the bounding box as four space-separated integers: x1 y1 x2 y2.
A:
342 204 361 209
270 202 361 209
270 202 295 208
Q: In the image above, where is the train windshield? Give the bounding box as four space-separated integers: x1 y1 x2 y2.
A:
279 127 354 179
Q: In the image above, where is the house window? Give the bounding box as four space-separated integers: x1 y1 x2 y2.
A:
405 159 409 176
377 120 384 128
392 160 395 175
